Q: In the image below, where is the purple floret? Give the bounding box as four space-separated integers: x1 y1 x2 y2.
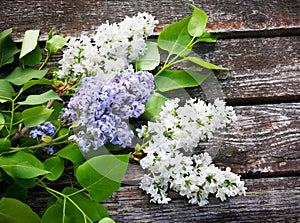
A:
63 71 155 152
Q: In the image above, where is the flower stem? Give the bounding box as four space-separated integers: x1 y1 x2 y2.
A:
37 179 93 223
155 37 196 78
39 51 51 70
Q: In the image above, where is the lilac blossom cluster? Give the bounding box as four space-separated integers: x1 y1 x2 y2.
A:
63 71 155 152
29 121 56 155
137 98 246 205
56 12 158 84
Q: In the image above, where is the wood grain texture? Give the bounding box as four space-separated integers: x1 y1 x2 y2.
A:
187 35 300 103
1 0 299 41
211 103 300 175
103 176 300 223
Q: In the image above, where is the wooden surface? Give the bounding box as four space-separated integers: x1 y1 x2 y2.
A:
1 0 300 40
1 0 300 222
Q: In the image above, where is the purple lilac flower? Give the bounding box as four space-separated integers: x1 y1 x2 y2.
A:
29 121 56 139
43 146 55 155
29 122 56 155
63 71 154 152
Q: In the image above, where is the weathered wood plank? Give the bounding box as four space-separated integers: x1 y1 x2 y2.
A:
188 35 300 103
25 176 300 222
103 176 300 223
121 103 300 184
210 103 300 175
1 0 299 41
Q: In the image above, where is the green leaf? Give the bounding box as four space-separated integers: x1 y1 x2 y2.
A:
19 30 41 66
63 187 107 222
20 44 42 67
186 57 229 70
155 69 209 92
6 67 48 86
0 151 49 179
76 154 129 202
18 90 61 105
46 195 58 208
0 113 5 131
49 102 65 121
12 111 22 127
41 204 65 223
43 157 64 181
135 41 160 71
0 79 15 103
95 203 109 218
99 217 116 223
105 142 124 152
44 194 82 223
56 144 84 165
3 183 28 201
22 78 53 92
15 177 37 188
142 93 168 121
0 138 11 152
187 4 208 37
0 197 41 223
46 35 69 53
0 28 12 39
0 28 20 68
60 198 83 223
47 27 55 40
57 128 69 137
22 106 53 127
19 30 40 59
195 32 218 43
158 17 192 57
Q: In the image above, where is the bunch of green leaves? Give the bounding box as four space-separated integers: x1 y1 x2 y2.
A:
0 28 128 223
135 4 228 120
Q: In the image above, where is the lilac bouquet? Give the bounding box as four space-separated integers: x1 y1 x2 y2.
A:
55 5 246 207
0 4 246 222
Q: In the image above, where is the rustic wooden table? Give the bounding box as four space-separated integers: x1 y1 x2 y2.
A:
1 0 299 222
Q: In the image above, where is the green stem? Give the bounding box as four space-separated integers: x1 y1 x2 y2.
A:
11 119 25 126
37 180 93 223
155 36 196 78
39 51 51 70
154 63 173 77
62 196 67 223
9 133 69 152
51 133 69 142
8 100 15 137
67 187 87 197
28 140 68 150
140 136 153 151
0 96 13 102
7 89 24 138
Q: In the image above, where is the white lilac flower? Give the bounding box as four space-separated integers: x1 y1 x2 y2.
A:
63 71 155 152
56 12 158 84
140 151 246 206
139 98 236 155
139 98 246 206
